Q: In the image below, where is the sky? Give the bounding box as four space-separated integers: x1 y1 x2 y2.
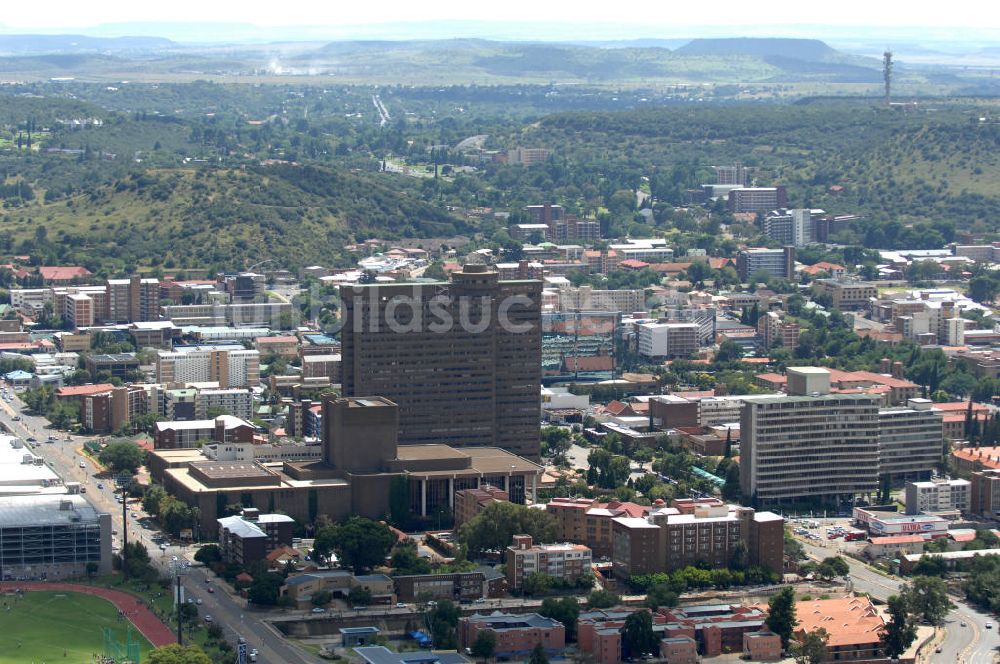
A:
3 0 1000 33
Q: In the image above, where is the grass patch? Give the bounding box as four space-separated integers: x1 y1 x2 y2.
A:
0 590 153 663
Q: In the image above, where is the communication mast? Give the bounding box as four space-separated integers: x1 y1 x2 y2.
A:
883 50 893 106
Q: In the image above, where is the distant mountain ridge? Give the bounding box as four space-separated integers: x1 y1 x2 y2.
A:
0 34 176 55
675 37 841 61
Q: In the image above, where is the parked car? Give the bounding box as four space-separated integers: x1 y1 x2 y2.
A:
204 615 213 623
311 607 325 614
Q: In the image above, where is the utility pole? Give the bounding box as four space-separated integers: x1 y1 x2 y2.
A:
176 573 183 645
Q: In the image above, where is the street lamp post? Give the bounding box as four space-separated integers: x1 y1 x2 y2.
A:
114 471 133 580
170 558 187 645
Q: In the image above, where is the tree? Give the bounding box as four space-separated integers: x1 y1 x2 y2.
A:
620 611 658 658
391 543 432 576
429 599 460 649
457 502 559 559
314 516 396 573
247 572 284 605
765 587 797 650
881 594 917 658
471 630 497 661
148 644 213 664
193 544 222 566
790 628 829 664
85 561 99 578
98 440 145 473
143 484 168 516
586 589 620 609
539 597 581 640
311 590 333 607
901 576 952 626
644 583 679 610
389 475 411 528
528 641 549 664
348 586 372 606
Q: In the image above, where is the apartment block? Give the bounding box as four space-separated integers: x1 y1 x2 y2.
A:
740 368 880 505
549 285 645 313
878 399 944 483
217 509 294 565
714 164 749 186
611 502 784 579
156 346 260 388
505 534 592 590
811 279 878 312
453 485 509 527
64 292 95 328
340 266 542 457
727 186 787 213
106 276 161 323
546 498 649 559
736 247 795 282
757 311 800 349
762 208 816 247
970 469 1000 517
636 322 699 360
905 478 970 516
196 388 254 421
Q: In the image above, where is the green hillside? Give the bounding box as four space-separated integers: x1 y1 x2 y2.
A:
0 164 468 273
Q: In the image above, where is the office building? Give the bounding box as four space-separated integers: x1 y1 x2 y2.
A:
905 478 970 516
195 388 254 421
340 266 542 457
505 535 592 590
636 322 699 360
736 247 795 282
156 346 260 388
150 396 542 533
611 501 784 579
727 186 787 213
459 612 565 659
506 147 552 166
762 208 816 247
714 164 749 186
878 400 944 483
740 368 881 505
84 353 140 380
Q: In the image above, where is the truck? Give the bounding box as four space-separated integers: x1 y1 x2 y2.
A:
844 530 866 541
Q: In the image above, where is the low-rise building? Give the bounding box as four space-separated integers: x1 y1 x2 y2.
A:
154 415 256 449
453 485 508 527
864 534 925 559
282 570 395 608
905 478 970 516
811 279 878 311
393 567 506 603
505 535 592 590
790 597 885 662
458 612 565 660
953 445 1000 476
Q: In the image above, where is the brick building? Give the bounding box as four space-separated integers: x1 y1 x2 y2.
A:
453 485 508 527
505 535 592 590
458 613 565 659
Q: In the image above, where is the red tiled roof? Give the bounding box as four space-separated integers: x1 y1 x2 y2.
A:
869 535 923 545
671 390 715 399
564 355 614 372
257 336 298 344
56 383 115 398
619 259 650 269
39 266 92 281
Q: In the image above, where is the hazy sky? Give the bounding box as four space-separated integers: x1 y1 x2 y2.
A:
3 0 999 32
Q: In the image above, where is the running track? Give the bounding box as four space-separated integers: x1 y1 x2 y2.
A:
0 581 174 647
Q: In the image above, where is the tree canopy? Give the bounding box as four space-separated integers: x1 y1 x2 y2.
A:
313 516 396 573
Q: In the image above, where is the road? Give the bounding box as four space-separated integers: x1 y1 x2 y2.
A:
797 531 998 663
0 388 321 664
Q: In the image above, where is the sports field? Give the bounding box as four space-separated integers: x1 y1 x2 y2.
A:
0 591 154 663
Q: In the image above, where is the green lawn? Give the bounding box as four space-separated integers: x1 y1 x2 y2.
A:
0 591 153 664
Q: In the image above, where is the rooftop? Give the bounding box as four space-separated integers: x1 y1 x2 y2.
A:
0 494 104 527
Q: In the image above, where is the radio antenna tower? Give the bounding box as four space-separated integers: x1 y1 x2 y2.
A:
883 50 893 106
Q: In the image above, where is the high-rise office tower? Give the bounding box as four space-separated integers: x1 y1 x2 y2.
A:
340 265 542 458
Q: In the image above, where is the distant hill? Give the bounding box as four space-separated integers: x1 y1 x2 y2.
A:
675 37 840 62
0 165 468 270
0 35 176 55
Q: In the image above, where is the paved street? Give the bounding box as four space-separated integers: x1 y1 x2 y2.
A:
0 390 321 664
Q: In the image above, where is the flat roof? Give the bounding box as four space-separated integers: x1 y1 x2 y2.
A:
0 494 104 527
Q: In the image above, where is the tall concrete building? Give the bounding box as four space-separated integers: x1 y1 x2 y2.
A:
106 276 160 323
740 367 881 506
736 247 795 282
878 399 944 483
727 186 787 213
340 266 542 458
